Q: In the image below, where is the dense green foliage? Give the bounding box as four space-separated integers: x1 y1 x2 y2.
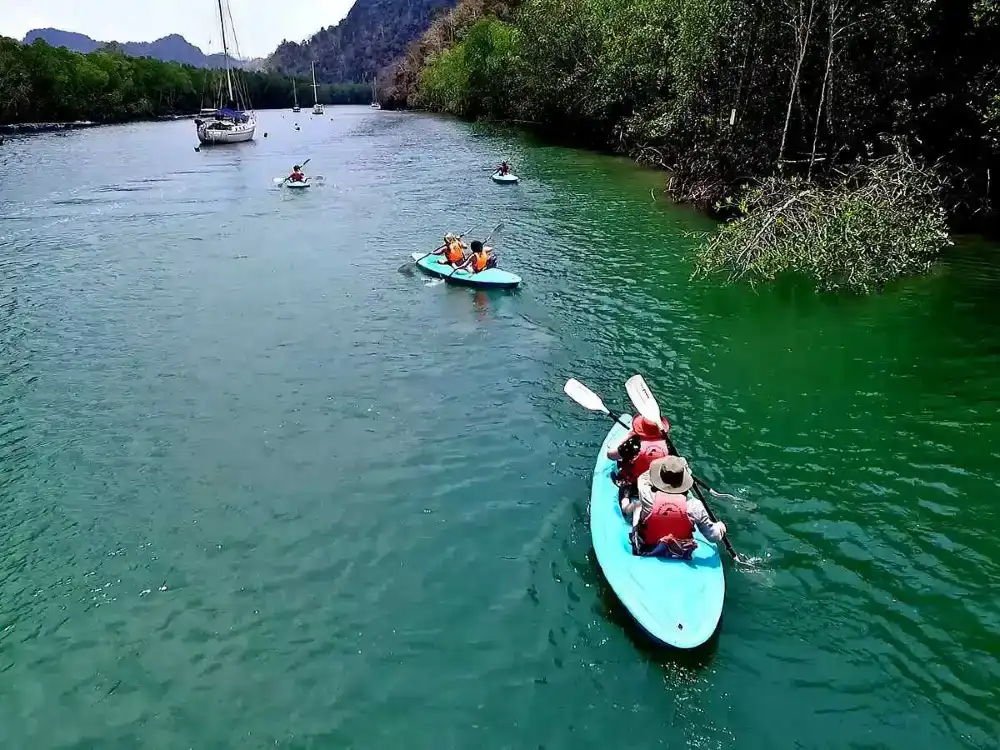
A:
384 0 1000 291
0 38 369 125
694 147 952 293
271 0 458 84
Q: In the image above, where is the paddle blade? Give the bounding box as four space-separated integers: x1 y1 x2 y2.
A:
564 379 610 415
272 177 284 185
625 374 662 424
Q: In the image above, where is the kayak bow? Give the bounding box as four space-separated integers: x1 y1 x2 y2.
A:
411 252 521 289
590 417 725 648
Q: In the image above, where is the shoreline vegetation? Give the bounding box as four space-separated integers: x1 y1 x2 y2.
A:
380 0 1000 293
0 37 371 128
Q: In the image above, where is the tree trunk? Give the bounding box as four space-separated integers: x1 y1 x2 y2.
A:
778 0 818 172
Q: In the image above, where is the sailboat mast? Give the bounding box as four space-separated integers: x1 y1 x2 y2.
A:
217 0 234 103
312 62 319 105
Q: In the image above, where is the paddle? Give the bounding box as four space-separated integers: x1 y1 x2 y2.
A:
624 374 745 564
563 379 633 431
447 221 504 279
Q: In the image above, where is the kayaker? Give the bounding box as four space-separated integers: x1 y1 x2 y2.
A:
454 240 496 274
608 415 671 496
498 161 510 176
288 165 306 182
440 233 466 266
622 456 727 559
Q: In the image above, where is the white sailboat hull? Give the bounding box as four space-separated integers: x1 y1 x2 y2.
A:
197 117 256 144
312 104 324 115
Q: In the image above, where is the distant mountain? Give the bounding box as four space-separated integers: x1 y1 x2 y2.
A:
22 28 263 69
269 0 458 83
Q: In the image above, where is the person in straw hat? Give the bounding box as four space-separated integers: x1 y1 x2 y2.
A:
622 456 727 558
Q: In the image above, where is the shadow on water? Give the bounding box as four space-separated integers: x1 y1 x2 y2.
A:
585 548 722 673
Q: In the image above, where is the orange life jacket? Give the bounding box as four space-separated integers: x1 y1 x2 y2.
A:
445 242 464 264
639 493 694 545
472 251 489 271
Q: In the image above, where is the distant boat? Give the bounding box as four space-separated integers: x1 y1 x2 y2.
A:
195 0 255 144
370 76 381 109
292 78 300 113
311 62 324 115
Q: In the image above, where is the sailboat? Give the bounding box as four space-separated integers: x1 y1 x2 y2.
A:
292 78 300 113
370 76 381 109
195 0 255 144
311 62 324 115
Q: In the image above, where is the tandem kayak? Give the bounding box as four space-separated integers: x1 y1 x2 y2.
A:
410 252 521 289
591 417 725 649
491 172 519 184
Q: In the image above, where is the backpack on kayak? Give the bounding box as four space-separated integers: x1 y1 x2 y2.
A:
630 531 698 560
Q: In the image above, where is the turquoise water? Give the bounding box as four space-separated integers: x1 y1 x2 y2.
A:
0 108 998 749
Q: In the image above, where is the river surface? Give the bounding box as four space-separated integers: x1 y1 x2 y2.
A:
1 107 998 749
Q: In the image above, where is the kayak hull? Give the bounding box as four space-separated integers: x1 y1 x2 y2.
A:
491 172 519 184
286 181 311 189
590 417 725 649
411 252 521 289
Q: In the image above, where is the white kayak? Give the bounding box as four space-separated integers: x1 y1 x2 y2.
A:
491 172 519 184
285 181 311 189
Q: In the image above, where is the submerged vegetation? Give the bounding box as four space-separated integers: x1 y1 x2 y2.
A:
382 0 1000 292
0 37 369 125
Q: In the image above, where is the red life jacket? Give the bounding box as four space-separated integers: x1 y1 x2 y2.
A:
639 493 694 545
617 438 668 485
632 440 668 479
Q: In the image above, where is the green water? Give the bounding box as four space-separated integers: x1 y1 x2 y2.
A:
1 109 998 749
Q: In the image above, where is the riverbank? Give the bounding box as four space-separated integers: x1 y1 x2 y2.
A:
1 120 99 135
0 114 202 136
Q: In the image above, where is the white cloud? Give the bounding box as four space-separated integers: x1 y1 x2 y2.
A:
0 0 356 58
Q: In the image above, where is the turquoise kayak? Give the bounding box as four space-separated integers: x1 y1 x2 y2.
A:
411 252 521 289
591 417 725 648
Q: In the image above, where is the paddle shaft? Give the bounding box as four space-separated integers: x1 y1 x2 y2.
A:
691 480 740 561
663 433 741 561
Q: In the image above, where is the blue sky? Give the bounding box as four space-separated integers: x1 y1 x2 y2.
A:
0 0 355 58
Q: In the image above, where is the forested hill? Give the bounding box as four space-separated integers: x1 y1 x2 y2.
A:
384 0 1000 294
269 0 457 83
22 28 261 69
0 37 368 126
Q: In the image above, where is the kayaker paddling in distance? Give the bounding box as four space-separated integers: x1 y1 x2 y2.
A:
623 456 728 559
497 160 511 176
288 164 306 183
